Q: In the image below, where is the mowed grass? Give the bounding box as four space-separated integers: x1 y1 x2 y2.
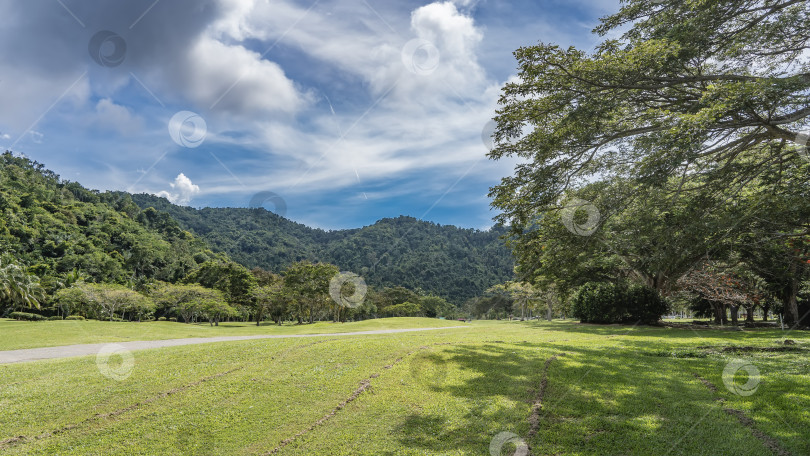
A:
0 317 466 351
1 320 808 455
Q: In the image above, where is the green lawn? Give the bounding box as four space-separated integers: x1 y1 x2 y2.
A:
1 319 807 455
0 317 466 351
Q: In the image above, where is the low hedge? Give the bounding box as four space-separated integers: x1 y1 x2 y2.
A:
65 315 85 320
9 311 45 321
47 316 62 321
572 282 668 325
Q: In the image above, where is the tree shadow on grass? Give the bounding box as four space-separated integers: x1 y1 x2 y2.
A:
392 340 782 456
389 343 549 455
521 320 807 347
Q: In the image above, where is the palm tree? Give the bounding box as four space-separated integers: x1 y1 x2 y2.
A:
0 258 44 311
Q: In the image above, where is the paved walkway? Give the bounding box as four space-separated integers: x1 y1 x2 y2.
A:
0 326 467 364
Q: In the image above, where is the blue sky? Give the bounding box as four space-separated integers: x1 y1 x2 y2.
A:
0 0 619 230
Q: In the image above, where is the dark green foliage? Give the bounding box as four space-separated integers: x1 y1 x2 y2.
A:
47 316 62 320
572 282 625 324
9 311 45 321
572 282 667 324
419 295 454 318
128 194 513 304
184 260 257 307
382 301 422 317
0 152 216 302
626 284 669 325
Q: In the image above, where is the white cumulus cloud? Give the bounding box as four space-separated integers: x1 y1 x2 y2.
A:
156 173 200 206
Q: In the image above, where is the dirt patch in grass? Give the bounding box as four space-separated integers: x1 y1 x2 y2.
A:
693 374 792 456
0 338 336 450
692 373 721 396
526 353 565 454
264 342 462 455
0 367 243 450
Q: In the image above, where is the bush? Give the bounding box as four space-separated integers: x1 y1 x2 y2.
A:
169 317 177 322
47 316 62 321
65 315 86 320
157 317 167 321
625 284 669 325
572 282 667 325
9 311 45 321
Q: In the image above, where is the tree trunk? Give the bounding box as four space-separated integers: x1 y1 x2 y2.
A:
745 307 754 323
712 303 728 325
783 269 800 327
730 305 739 325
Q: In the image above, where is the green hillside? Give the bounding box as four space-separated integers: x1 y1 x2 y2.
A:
128 193 514 304
0 152 218 290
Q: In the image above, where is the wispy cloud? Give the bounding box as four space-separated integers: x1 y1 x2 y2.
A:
0 0 620 228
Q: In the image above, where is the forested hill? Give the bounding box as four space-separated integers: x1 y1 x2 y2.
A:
128 193 514 304
0 153 219 289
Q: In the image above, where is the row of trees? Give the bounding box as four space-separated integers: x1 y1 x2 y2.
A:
487 0 810 327
6 257 460 325
464 281 568 321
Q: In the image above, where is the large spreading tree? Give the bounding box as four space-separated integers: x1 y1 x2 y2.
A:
489 0 810 325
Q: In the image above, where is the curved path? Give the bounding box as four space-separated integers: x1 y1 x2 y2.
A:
0 326 467 365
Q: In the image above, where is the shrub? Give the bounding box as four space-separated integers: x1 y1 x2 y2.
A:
572 282 626 324
169 317 177 322
157 317 167 321
572 282 667 325
625 284 669 325
9 311 45 321
65 315 85 320
47 316 62 321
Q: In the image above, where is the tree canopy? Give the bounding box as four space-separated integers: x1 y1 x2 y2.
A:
488 0 810 327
